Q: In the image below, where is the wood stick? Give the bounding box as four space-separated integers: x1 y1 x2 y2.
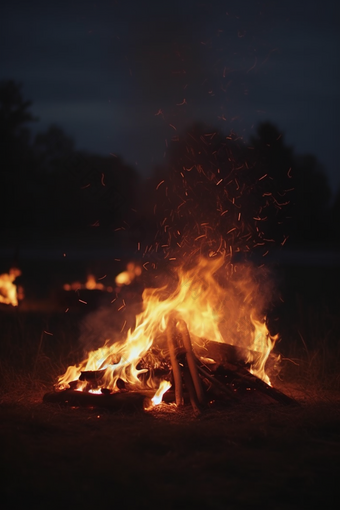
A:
79 369 105 381
182 362 201 416
234 367 299 406
177 318 205 405
195 362 237 400
210 364 298 406
166 315 184 406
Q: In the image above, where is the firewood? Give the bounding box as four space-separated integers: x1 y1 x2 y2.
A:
239 370 298 406
79 369 105 381
210 364 298 406
193 339 261 368
182 362 201 416
177 318 205 405
195 361 237 400
166 315 184 406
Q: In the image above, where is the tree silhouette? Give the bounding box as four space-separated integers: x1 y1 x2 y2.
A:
0 80 37 145
141 122 294 264
329 187 340 246
51 152 141 232
34 124 75 173
0 80 38 231
0 81 141 240
292 154 332 244
250 122 332 247
141 121 333 261
0 81 333 250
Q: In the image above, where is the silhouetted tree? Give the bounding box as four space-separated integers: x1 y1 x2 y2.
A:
0 80 38 232
50 152 141 232
140 122 294 264
329 187 340 246
141 121 333 261
292 154 331 244
0 81 141 241
34 124 75 173
250 122 331 247
0 80 37 150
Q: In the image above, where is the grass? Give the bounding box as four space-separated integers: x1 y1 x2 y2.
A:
272 300 340 392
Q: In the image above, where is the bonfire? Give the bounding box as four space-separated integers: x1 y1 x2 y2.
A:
45 128 295 411
45 255 295 412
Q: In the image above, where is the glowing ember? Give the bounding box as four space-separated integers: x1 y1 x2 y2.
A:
57 256 278 405
0 268 22 306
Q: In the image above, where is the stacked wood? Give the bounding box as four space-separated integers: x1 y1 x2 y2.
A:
177 319 205 405
43 320 297 411
166 313 184 406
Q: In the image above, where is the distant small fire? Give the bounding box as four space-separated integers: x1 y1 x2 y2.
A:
63 264 142 294
115 262 142 287
0 268 23 306
63 274 114 293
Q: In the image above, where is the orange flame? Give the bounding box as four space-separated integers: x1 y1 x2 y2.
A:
57 256 277 402
0 268 22 306
115 262 142 287
150 380 172 407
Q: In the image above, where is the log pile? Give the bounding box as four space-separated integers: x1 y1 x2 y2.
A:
43 317 297 412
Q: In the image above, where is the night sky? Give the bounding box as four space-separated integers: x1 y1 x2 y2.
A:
1 0 339 194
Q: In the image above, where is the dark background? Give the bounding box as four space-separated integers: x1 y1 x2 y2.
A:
1 0 339 190
0 0 339 360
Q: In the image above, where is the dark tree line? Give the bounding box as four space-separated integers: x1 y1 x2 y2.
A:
0 80 141 241
1 80 339 253
140 122 338 259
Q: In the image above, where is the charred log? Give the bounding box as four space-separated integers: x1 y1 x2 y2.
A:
79 369 106 381
206 364 298 406
44 390 151 411
193 339 262 368
195 362 237 401
166 315 184 406
177 318 205 405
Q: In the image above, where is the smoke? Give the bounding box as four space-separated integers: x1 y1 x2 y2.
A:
78 300 143 355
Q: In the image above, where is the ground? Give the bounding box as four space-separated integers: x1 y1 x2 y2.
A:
1 259 339 509
1 384 339 510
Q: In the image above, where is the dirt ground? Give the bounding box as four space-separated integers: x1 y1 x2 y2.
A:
1 259 339 509
1 384 339 510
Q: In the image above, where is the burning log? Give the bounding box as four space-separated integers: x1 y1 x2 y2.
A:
79 369 106 382
193 339 262 369
166 315 184 406
204 363 298 406
43 390 149 412
79 369 128 391
177 318 206 405
182 363 201 415
195 361 237 401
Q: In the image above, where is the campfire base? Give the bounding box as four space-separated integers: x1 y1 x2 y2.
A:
43 374 297 412
46 330 298 412
43 390 153 412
